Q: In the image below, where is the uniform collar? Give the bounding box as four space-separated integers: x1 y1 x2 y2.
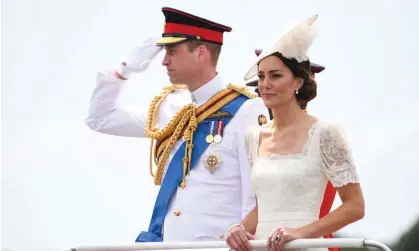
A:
190 74 225 105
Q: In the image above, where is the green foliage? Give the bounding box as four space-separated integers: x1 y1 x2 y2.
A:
391 218 419 251
340 217 419 251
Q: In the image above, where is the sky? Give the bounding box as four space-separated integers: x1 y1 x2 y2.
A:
2 0 419 250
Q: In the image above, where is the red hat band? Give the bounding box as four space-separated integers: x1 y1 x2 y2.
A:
164 22 223 44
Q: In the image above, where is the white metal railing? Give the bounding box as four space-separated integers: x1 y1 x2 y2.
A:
68 238 392 251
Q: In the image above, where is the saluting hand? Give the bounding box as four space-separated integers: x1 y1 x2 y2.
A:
226 225 255 251
117 37 163 79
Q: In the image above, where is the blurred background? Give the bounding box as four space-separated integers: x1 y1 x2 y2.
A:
2 0 419 251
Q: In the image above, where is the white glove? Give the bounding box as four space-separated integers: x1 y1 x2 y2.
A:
117 37 163 79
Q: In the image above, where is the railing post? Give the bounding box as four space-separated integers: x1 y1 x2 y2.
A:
363 240 393 251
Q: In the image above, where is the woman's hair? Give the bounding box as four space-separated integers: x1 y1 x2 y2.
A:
271 52 317 108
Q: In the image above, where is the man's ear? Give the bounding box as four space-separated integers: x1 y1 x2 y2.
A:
196 45 207 59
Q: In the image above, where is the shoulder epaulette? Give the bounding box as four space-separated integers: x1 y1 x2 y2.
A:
161 84 188 92
227 83 258 99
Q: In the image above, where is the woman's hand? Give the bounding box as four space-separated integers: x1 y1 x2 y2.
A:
266 227 304 251
226 224 255 251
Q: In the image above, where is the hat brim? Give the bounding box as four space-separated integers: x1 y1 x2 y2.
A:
310 62 325 73
245 80 258 87
156 36 188 46
246 62 324 86
244 15 318 81
255 49 325 73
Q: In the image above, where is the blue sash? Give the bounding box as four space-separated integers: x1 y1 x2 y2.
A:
135 94 249 242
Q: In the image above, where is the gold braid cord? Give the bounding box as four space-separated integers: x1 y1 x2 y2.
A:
227 83 258 99
146 84 257 187
146 85 198 186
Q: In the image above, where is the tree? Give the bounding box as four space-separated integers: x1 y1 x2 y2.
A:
391 218 419 251
341 217 419 251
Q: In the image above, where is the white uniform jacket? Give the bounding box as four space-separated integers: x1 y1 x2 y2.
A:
85 72 270 241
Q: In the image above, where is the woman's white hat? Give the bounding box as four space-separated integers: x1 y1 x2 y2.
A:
244 14 318 81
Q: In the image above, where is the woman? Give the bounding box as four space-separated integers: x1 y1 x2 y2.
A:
226 15 365 251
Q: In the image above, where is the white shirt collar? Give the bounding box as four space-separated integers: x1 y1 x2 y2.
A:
190 74 225 105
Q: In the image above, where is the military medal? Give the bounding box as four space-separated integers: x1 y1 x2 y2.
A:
213 120 224 143
205 121 215 143
204 152 222 174
205 135 214 144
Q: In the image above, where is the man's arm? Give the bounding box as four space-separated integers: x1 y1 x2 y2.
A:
85 72 148 137
85 38 162 137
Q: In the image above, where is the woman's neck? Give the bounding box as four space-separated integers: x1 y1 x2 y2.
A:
271 101 306 130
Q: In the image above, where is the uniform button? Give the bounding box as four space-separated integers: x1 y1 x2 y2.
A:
219 234 224 239
174 209 181 216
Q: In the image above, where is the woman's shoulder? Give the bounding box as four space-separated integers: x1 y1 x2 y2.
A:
313 119 349 141
310 118 344 130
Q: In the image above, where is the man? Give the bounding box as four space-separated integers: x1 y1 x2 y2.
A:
246 49 339 251
85 7 269 243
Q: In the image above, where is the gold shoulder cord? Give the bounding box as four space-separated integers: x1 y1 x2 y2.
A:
146 84 257 187
146 84 197 186
227 84 258 99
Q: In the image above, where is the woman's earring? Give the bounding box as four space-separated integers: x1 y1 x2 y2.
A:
295 89 299 95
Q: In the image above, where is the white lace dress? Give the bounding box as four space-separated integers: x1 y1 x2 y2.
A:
245 121 360 251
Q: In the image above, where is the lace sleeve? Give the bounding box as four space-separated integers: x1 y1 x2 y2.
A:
320 124 360 187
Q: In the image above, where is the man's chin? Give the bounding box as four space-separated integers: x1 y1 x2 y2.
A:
169 78 183 85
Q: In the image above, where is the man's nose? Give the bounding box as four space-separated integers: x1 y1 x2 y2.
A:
162 54 170 66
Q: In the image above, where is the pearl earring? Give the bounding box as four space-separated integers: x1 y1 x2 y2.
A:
295 89 299 94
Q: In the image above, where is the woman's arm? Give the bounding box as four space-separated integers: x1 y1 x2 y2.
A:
226 202 257 251
267 123 365 251
298 183 365 238
240 200 258 235
299 123 365 238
